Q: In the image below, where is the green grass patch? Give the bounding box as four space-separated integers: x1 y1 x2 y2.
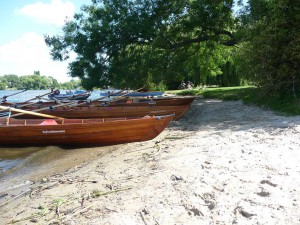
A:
166 86 300 115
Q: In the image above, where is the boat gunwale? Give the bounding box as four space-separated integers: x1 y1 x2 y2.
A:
0 114 175 127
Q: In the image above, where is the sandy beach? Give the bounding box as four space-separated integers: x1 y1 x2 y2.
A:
0 98 300 225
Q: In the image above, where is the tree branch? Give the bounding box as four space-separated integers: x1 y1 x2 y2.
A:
156 30 237 50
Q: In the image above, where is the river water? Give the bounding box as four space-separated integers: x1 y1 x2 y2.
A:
0 90 119 194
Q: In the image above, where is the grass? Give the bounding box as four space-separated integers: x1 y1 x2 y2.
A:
166 86 300 115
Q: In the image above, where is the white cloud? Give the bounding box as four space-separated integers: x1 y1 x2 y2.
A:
16 0 75 26
0 32 73 82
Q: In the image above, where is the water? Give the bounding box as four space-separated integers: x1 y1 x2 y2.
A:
0 89 116 194
0 89 102 102
0 144 120 194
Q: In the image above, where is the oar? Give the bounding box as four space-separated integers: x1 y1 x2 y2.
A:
46 90 126 108
77 90 126 106
91 88 144 107
23 90 54 103
10 89 104 117
0 98 56 112
9 89 141 117
0 89 27 102
0 106 64 120
73 89 133 107
10 100 48 109
9 90 125 118
0 90 55 113
51 90 91 102
10 100 81 118
45 89 127 107
1 90 55 106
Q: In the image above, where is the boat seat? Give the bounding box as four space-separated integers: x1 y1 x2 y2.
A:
40 119 58 125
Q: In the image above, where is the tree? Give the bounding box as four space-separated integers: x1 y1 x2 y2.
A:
34 71 41 75
0 77 8 90
45 0 237 89
2 74 22 89
60 79 82 90
236 0 300 96
19 74 57 90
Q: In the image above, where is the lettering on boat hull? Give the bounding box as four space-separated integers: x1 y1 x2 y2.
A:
42 130 66 134
150 110 166 113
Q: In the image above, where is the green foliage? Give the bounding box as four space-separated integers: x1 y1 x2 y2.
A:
236 0 300 97
0 82 6 89
199 86 256 100
45 0 238 89
1 74 22 89
171 86 300 115
172 86 253 99
243 91 300 115
0 74 81 90
21 74 53 90
59 79 82 90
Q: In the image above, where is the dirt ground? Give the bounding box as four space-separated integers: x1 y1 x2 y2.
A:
0 98 300 225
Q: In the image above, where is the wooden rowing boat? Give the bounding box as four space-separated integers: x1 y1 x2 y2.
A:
7 103 191 120
100 91 164 97
0 114 174 146
48 90 92 100
105 96 196 106
0 92 194 121
2 96 195 108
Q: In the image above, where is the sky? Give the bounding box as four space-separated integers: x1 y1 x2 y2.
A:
0 0 91 83
0 0 244 84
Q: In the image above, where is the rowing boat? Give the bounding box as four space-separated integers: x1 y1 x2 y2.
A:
2 96 195 108
0 114 174 146
10 104 190 120
105 96 196 106
48 90 92 100
100 91 164 97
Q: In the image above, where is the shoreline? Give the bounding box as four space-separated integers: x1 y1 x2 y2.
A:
1 98 300 225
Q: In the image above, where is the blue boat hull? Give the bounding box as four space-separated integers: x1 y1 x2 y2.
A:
48 90 91 100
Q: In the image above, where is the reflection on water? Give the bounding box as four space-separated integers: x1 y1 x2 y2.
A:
0 144 120 194
0 147 41 173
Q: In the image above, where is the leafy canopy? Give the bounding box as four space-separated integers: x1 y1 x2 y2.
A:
45 0 237 89
236 0 300 96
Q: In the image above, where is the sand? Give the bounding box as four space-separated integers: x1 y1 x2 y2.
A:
0 98 299 225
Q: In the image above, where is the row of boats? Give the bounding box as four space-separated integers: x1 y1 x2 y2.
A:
0 89 195 147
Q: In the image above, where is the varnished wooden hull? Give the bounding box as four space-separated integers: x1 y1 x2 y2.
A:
12 105 191 120
3 96 195 107
106 96 196 106
0 114 174 146
100 91 164 97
